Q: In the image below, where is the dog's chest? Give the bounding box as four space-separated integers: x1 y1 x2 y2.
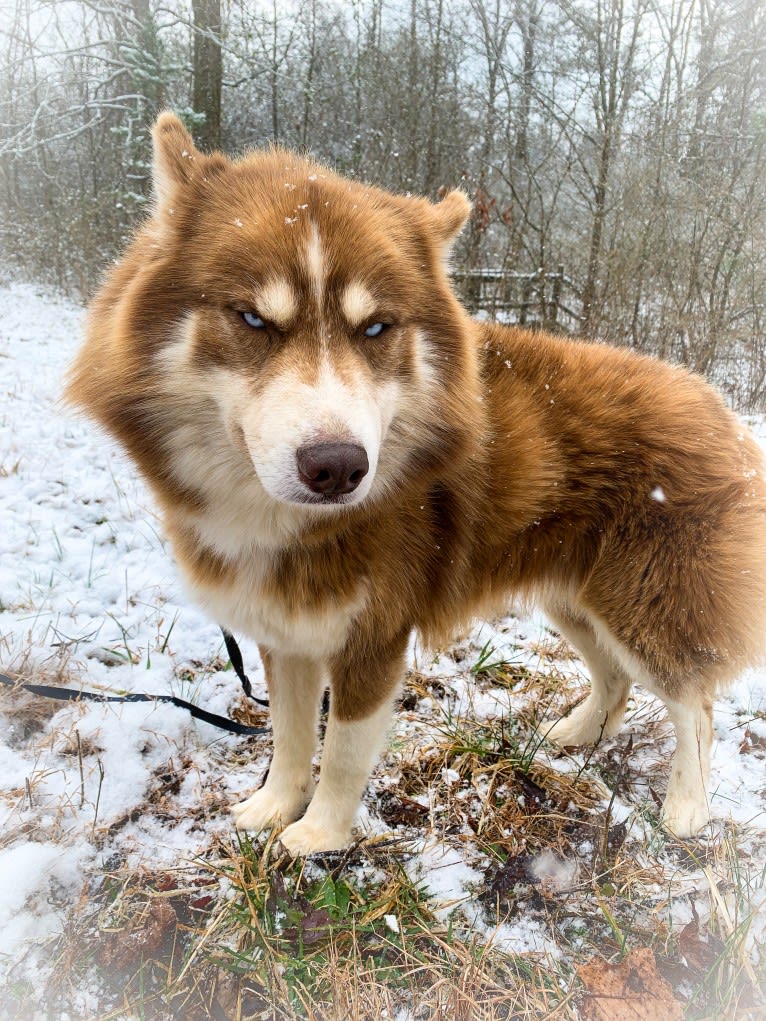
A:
188 544 367 659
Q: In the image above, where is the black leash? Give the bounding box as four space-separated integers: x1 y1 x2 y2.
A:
0 628 269 737
221 628 269 708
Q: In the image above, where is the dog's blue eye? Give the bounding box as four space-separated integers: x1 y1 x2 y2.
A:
364 322 386 338
242 311 266 329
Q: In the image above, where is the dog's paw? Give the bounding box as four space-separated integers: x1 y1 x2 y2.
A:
660 792 710 838
231 785 310 833
544 700 620 747
278 817 352 857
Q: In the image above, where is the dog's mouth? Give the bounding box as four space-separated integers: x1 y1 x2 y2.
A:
287 489 364 508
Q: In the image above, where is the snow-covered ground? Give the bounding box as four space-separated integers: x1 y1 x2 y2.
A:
0 282 274 980
1 281 765 1005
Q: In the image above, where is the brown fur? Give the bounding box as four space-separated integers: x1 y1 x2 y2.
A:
66 113 766 844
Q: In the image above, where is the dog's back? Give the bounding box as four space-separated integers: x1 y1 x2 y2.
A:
469 323 766 694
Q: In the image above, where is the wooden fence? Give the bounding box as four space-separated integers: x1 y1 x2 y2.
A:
452 265 580 331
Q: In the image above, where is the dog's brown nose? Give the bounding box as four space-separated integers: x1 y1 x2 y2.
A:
296 442 369 496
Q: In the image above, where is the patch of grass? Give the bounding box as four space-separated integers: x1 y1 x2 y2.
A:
668 828 766 1020
213 834 442 1007
468 639 533 695
42 837 578 1021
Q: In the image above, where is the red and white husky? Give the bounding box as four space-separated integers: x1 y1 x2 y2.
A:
67 113 766 854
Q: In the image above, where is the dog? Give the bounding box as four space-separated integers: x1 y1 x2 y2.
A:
66 112 766 855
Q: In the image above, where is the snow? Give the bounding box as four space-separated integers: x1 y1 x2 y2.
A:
0 839 93 984
407 839 482 917
0 282 270 980
1 281 765 997
528 849 579 892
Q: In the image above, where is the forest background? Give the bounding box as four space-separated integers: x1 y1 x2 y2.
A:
1 0 765 408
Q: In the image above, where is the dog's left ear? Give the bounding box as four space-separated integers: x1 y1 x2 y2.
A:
430 190 472 252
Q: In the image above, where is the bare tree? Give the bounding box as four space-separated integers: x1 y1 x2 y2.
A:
574 0 649 336
1 0 765 406
192 0 222 150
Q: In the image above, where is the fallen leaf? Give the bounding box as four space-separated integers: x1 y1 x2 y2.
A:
678 915 725 975
578 947 683 1021
97 898 177 970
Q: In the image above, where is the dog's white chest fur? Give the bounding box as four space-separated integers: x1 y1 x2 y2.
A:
187 552 366 659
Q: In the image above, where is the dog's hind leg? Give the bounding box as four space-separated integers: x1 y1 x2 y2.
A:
232 651 324 833
543 607 632 746
657 692 713 837
545 606 714 836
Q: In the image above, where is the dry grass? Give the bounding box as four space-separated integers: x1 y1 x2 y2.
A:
32 836 579 1021
2 629 765 1020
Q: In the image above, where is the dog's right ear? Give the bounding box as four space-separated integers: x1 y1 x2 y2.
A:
151 112 227 210
152 112 198 208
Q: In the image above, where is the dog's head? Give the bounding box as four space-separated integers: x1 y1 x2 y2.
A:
71 113 482 528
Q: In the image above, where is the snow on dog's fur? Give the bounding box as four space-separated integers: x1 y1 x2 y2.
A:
67 113 766 854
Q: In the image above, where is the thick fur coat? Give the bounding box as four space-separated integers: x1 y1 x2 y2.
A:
66 113 766 853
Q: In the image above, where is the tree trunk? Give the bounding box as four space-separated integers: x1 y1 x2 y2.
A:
192 0 222 150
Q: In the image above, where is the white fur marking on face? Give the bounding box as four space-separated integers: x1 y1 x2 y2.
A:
305 222 325 302
153 312 197 371
240 353 390 507
256 278 297 327
342 281 376 327
412 329 442 388
154 344 312 551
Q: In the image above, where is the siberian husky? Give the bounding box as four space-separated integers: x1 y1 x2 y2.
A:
66 113 766 854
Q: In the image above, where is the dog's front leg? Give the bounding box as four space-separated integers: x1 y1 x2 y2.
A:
279 632 409 856
232 650 324 833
